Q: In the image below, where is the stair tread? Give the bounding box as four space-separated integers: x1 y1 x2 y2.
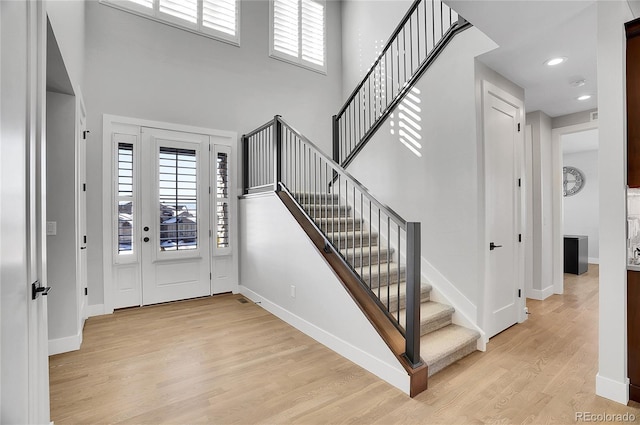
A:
341 245 392 257
369 281 432 301
398 301 454 328
358 262 403 276
326 230 377 239
420 324 480 366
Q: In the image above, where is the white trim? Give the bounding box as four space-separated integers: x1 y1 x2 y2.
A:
86 304 106 318
481 80 526 337
48 331 82 356
102 114 237 313
589 257 600 264
595 373 629 405
421 258 486 350
239 285 411 395
526 285 554 301
551 121 599 296
99 0 241 47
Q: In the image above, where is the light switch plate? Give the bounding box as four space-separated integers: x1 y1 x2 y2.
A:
46 221 57 236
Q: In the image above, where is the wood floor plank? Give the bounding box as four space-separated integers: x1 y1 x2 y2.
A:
50 268 640 424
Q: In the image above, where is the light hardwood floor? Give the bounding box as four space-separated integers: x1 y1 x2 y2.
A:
50 265 640 424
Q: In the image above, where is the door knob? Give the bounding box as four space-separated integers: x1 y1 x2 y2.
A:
144 237 150 242
489 242 502 251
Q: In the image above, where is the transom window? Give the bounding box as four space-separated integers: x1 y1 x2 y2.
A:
270 0 326 73
100 0 240 45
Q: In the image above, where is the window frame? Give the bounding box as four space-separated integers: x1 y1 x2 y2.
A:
113 133 140 265
269 0 327 74
99 0 241 47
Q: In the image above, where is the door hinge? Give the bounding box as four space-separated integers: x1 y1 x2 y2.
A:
209 230 212 237
83 183 86 192
83 235 87 244
517 123 521 132
83 130 90 140
518 234 522 242
518 289 522 298
210 272 212 280
84 287 88 296
209 145 212 152
518 178 521 187
209 186 211 194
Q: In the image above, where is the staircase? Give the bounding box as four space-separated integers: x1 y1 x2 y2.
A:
300 192 480 377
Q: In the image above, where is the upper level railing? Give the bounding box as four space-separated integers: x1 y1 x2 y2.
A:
243 116 422 368
333 0 471 168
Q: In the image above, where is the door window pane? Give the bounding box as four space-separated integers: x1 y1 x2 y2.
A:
118 143 135 254
159 147 198 251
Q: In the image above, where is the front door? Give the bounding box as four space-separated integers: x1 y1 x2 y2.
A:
484 81 524 338
139 128 211 305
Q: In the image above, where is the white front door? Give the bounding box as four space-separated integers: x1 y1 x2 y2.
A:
140 128 211 305
484 81 524 338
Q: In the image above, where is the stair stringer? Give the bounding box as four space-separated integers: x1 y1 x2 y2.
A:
239 192 413 394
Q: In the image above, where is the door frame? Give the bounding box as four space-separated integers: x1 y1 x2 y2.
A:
480 80 527 340
75 92 88 328
551 120 599 295
101 115 238 314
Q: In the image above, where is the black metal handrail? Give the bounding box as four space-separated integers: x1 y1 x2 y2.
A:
333 0 471 168
243 116 423 367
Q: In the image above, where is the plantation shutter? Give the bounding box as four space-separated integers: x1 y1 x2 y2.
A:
273 0 299 58
203 0 236 36
129 0 153 9
301 0 324 66
159 0 198 23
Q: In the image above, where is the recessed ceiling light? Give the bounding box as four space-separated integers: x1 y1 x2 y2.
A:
545 57 567 66
577 95 591 101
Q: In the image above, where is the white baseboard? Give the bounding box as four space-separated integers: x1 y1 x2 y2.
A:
49 332 82 356
527 285 554 300
589 257 600 264
596 373 629 405
239 285 411 395
86 303 106 317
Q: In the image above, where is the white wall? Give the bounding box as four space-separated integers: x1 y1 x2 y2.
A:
340 0 411 99
46 0 85 90
596 0 632 405
596 1 633 404
562 147 599 263
526 110 554 299
342 27 509 327
46 91 81 351
84 0 344 306
239 193 410 394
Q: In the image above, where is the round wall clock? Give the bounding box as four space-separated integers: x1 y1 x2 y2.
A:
563 166 585 197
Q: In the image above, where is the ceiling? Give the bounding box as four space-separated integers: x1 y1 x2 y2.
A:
562 128 599 153
446 0 598 118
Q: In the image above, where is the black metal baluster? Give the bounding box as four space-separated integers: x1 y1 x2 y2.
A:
397 223 401 322
360 192 364 278
387 215 391 312
368 199 372 290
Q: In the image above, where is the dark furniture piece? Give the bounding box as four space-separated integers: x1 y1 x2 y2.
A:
627 18 640 187
563 235 588 275
628 271 640 403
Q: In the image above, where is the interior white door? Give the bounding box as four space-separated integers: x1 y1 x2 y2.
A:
484 85 522 338
140 128 211 305
78 110 88 322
